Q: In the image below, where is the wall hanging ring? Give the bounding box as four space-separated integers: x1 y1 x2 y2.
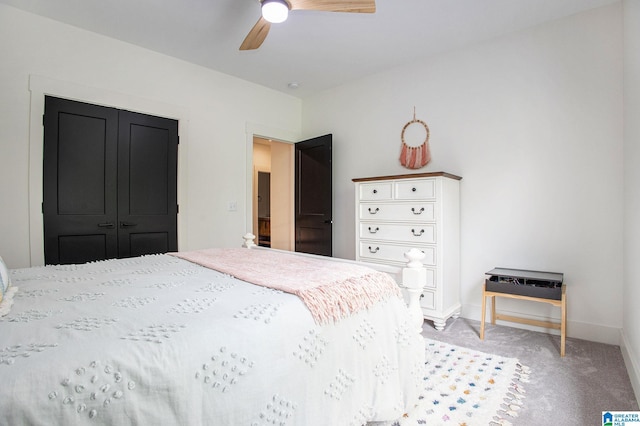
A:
401 117 430 148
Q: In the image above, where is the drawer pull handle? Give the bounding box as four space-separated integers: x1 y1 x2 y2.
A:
372 189 378 194
411 207 425 215
411 228 424 236
368 227 379 234
368 246 379 254
368 207 380 214
412 187 417 192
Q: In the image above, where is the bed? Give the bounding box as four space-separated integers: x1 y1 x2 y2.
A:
0 238 426 425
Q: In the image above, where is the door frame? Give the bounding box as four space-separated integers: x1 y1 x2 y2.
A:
245 123 300 248
28 75 189 266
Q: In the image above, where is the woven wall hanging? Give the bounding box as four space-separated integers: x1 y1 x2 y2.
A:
399 108 431 169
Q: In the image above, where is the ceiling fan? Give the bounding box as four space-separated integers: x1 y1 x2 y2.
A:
240 0 376 51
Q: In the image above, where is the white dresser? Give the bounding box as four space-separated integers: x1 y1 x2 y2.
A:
353 172 461 330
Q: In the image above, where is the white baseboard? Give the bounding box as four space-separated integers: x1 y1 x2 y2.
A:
462 303 621 346
620 330 640 407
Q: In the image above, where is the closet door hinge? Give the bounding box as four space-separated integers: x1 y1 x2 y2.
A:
177 204 179 214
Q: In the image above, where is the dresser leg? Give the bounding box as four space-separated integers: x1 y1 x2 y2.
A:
433 319 446 331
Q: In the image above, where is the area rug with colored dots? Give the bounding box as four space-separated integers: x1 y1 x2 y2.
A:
397 338 530 426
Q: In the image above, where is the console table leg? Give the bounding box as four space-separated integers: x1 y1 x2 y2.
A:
480 287 487 339
561 289 567 357
490 295 496 325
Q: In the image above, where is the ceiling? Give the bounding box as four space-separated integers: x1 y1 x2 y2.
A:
1 0 618 98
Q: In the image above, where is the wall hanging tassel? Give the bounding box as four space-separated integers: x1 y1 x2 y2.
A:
400 107 431 170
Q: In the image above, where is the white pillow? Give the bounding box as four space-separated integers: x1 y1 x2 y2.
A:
0 255 10 302
0 256 17 316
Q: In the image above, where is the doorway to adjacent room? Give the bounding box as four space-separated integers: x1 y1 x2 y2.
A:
251 134 332 256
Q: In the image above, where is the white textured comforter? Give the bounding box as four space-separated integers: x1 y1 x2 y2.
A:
0 253 423 425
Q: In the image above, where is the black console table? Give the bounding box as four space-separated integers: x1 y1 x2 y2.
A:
480 268 566 357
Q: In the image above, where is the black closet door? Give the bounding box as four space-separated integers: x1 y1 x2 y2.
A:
43 97 119 264
43 96 178 265
117 110 178 258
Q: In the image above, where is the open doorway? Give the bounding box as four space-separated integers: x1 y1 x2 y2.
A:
257 171 271 247
252 137 294 251
249 132 332 256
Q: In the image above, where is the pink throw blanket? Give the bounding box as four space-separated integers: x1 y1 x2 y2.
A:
170 248 401 324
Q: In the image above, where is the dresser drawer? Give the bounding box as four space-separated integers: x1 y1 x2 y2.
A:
358 242 436 265
359 203 435 221
421 290 435 310
424 268 437 289
359 223 436 244
359 182 392 201
395 179 436 200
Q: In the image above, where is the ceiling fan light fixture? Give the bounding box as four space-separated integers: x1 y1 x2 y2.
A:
262 0 289 24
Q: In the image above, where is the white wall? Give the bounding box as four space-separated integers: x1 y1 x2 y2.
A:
302 4 624 345
0 4 301 268
623 0 640 405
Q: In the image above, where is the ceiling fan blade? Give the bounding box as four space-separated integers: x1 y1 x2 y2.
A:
240 17 271 51
288 0 375 13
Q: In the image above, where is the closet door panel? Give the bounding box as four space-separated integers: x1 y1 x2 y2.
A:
57 113 108 215
117 110 178 258
58 235 108 265
129 233 169 258
129 124 169 215
43 96 118 265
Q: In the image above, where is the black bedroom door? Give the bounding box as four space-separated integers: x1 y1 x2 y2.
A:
294 134 332 257
43 96 178 265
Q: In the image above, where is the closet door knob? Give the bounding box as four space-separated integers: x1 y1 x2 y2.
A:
120 222 137 228
97 222 115 229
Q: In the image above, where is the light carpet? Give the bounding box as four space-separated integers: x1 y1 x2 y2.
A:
397 338 530 426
